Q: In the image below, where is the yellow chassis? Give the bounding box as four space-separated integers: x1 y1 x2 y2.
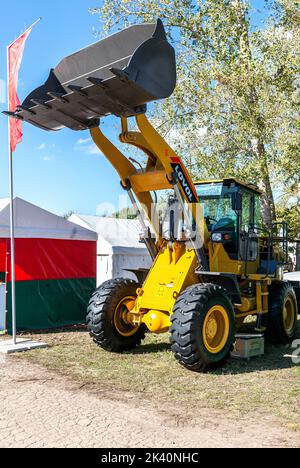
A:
90 115 278 334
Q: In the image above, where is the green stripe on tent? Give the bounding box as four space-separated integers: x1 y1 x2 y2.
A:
6 277 96 332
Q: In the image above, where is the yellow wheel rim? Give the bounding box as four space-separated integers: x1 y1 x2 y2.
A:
203 305 230 354
113 296 139 337
283 296 295 334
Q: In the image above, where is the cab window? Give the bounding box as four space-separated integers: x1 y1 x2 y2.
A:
196 184 238 233
254 195 261 227
242 192 252 231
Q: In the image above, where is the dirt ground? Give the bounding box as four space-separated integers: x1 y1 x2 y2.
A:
0 352 299 448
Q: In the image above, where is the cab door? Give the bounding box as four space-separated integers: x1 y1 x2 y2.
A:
239 191 258 262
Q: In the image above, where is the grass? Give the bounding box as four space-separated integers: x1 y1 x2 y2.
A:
15 320 300 431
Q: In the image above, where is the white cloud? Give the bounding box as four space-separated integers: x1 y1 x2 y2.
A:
41 156 52 161
74 141 102 156
0 80 5 104
76 137 91 145
36 143 46 150
87 143 100 155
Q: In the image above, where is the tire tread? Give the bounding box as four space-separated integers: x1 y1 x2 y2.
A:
87 278 146 352
170 283 235 372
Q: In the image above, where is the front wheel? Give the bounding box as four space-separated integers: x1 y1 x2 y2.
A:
170 283 235 372
86 278 146 352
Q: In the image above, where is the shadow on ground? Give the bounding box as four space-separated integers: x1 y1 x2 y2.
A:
130 318 300 375
18 318 300 376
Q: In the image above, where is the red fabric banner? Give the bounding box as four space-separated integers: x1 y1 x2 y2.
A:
2 239 96 282
8 28 33 152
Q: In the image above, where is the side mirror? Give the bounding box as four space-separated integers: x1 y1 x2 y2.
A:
232 192 242 212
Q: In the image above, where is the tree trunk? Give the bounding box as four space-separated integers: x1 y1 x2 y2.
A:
251 139 277 226
259 173 277 227
234 2 277 228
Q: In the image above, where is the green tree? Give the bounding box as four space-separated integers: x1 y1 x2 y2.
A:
90 0 299 229
271 0 300 266
277 203 299 239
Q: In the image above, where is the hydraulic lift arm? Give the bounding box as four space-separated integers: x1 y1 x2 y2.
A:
90 114 210 269
3 17 209 270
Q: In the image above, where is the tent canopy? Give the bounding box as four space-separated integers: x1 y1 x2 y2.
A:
0 197 97 241
69 215 152 286
0 198 97 332
69 215 148 255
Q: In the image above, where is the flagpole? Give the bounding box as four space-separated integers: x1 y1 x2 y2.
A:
8 144 17 345
6 17 42 344
6 44 17 345
7 17 42 345
7 18 42 344
7 17 42 48
0 17 48 353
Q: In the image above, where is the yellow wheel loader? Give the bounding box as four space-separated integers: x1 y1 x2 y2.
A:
4 20 298 371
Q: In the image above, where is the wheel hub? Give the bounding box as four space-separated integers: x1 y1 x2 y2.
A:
283 296 295 333
114 296 138 337
202 305 230 354
206 317 218 340
120 306 131 325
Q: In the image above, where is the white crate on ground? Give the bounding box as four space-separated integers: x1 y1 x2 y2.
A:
232 334 265 359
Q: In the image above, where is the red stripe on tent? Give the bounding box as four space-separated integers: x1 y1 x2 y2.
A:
0 240 7 272
4 239 96 282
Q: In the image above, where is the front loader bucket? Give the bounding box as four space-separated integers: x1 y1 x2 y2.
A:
4 19 176 131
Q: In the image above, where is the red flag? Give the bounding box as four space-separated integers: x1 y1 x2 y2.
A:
8 28 33 152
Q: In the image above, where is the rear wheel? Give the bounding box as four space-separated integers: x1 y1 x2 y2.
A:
170 283 235 372
87 278 146 352
266 282 298 344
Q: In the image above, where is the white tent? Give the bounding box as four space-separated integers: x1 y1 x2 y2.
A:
0 197 97 332
0 197 96 241
69 215 152 286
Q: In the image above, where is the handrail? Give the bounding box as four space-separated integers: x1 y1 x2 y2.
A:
245 224 271 279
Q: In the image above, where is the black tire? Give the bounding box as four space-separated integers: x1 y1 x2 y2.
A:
266 282 298 345
170 283 235 372
87 278 146 352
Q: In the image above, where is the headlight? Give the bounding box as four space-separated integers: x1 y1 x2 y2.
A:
212 232 222 242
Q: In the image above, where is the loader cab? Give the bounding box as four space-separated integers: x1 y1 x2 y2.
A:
195 179 262 261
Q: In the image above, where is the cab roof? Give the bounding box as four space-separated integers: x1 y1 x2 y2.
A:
194 178 263 195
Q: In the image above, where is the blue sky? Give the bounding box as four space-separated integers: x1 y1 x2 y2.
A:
0 0 124 217
0 0 268 217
